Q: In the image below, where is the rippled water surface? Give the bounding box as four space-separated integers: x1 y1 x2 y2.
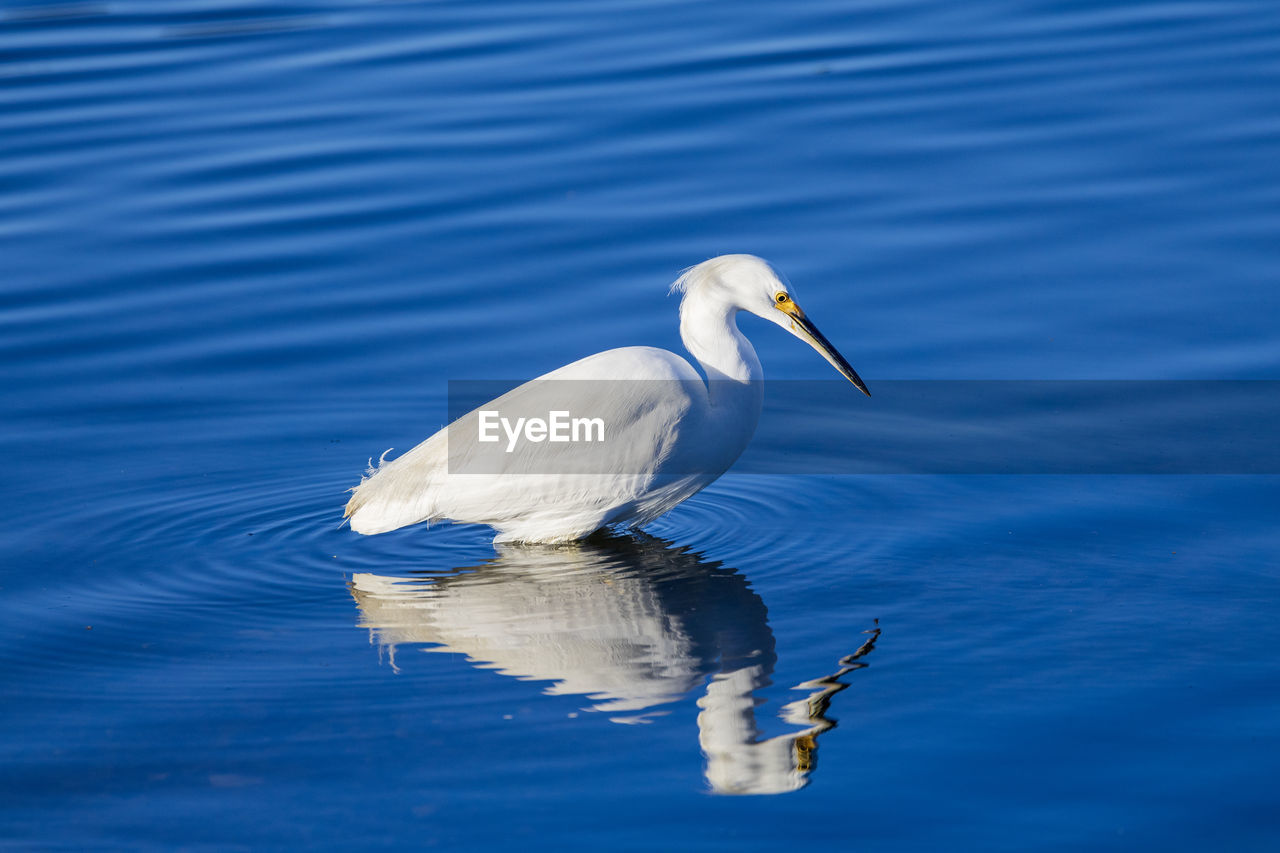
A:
3 1 1280 849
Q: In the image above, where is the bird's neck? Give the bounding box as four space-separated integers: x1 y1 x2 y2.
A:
679 290 764 407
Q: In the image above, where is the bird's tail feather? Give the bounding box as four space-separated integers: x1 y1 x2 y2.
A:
343 441 445 534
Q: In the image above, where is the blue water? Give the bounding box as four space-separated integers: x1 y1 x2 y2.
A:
3 0 1279 848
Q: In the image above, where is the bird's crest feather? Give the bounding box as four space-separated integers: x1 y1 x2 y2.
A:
668 254 767 297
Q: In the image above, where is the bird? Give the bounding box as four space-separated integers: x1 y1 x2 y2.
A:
344 254 869 543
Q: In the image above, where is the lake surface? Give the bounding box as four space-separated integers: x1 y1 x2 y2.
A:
3 0 1279 849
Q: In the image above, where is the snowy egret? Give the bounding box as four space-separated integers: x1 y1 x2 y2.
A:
345 254 868 542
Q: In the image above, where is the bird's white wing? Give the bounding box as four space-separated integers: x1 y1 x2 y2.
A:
345 346 709 540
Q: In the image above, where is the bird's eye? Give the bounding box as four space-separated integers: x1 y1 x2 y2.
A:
776 293 789 304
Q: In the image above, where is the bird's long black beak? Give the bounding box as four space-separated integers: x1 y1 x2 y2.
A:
791 310 871 397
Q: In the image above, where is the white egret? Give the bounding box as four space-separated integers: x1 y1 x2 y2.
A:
345 254 868 542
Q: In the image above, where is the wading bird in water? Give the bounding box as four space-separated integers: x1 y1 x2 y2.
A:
345 254 869 542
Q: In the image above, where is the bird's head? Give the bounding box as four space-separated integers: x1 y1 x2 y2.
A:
672 254 870 396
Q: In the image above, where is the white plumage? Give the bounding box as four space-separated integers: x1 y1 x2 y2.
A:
345 254 868 542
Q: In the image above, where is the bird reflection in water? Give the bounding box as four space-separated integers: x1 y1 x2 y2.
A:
348 533 879 795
